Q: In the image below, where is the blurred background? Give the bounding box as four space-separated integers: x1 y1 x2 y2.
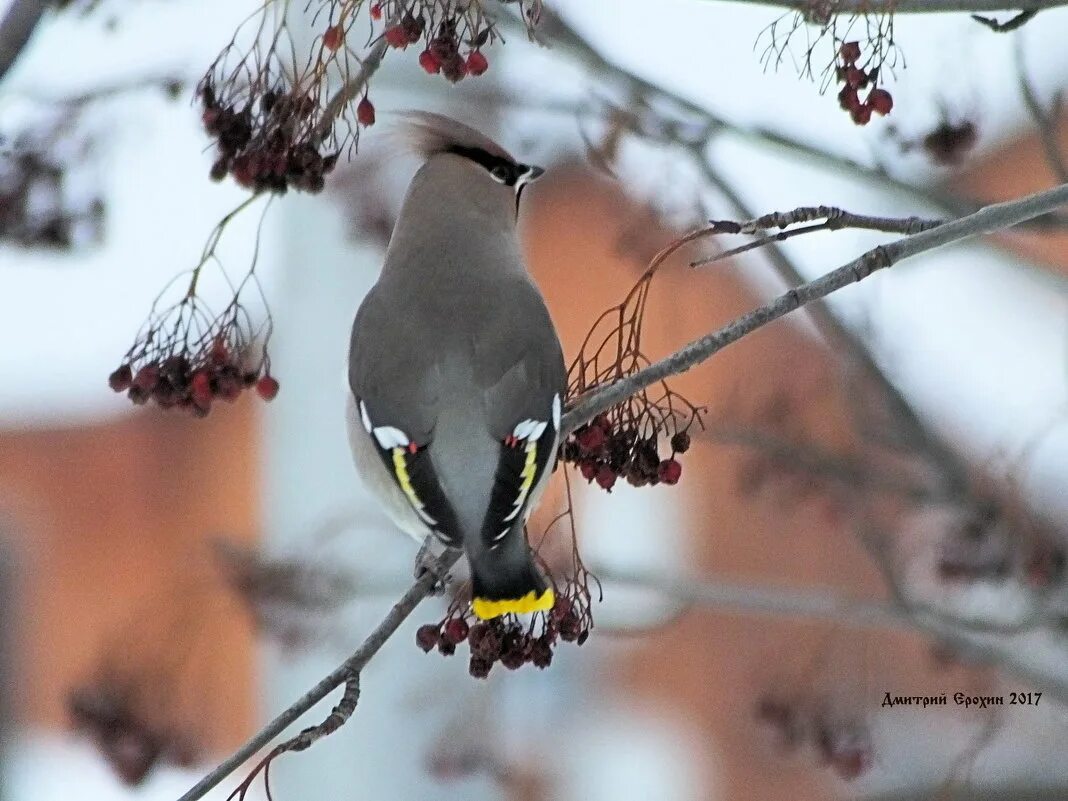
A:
2 0 1068 799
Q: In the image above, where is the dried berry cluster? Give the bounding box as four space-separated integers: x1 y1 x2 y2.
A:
755 695 873 781
69 681 198 786
110 299 276 417
199 80 341 194
370 0 537 82
562 412 690 492
417 591 592 678
835 41 893 126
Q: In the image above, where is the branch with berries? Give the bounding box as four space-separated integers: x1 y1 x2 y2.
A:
174 179 1068 801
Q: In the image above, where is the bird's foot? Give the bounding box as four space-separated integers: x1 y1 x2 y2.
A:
414 537 451 595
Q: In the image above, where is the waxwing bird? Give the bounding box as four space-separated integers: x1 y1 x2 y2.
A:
347 112 565 621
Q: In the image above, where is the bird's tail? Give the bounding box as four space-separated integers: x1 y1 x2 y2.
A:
469 545 554 620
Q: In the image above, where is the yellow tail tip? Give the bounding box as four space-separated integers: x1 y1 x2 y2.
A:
472 588 555 620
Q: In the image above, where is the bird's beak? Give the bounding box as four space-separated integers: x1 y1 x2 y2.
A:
525 165 545 181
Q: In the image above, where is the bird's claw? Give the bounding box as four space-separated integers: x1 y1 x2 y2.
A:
414 537 451 595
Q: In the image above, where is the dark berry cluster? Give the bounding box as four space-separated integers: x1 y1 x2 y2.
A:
199 81 342 194
111 301 276 417
755 695 873 781
835 41 893 126
416 593 591 678
69 680 197 786
371 1 506 83
562 413 689 492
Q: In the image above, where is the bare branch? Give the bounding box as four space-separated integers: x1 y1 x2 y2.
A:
175 548 461 801
0 0 48 84
690 206 946 267
1015 36 1068 183
562 181 1068 434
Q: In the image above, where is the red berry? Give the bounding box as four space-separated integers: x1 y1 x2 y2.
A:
851 103 873 126
847 67 869 89
416 624 438 652
256 375 280 401
108 365 133 392
133 365 160 393
595 465 617 491
384 25 408 48
579 459 598 482
419 49 442 74
356 96 375 126
837 85 858 112
323 24 343 51
369 3 382 20
465 51 488 76
839 41 861 64
190 370 213 410
575 425 605 454
658 458 682 485
868 88 893 116
443 618 469 645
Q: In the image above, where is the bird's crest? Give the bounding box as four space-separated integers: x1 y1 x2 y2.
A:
399 110 516 164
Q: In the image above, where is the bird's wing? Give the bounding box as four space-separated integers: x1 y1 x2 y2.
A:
349 276 566 548
349 283 463 544
474 279 567 549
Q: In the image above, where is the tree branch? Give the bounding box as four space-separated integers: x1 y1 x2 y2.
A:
180 182 1068 801
507 4 1068 234
697 0 1062 13
175 548 461 801
0 0 48 84
561 181 1068 434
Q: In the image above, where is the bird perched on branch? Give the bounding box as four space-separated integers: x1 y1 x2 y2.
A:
347 112 565 621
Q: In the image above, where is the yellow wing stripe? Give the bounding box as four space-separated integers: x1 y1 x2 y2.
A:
392 447 427 519
504 440 539 523
472 588 555 620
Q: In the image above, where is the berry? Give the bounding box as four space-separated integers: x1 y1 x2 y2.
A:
658 458 682 485
416 624 438 652
419 49 442 74
839 41 861 64
595 465 617 491
469 655 492 678
441 54 468 83
133 365 160 393
190 370 213 410
437 638 456 656
575 425 605 454
323 24 343 51
850 104 873 126
845 66 867 88
384 25 409 48
530 637 553 669
670 431 691 453
369 3 382 20
108 365 133 393
579 459 598 482
838 85 859 112
443 617 469 645
868 88 893 116
357 96 375 127
466 51 488 76
256 375 280 401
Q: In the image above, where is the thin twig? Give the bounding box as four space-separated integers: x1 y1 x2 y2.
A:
696 0 1061 12
690 206 945 267
1015 36 1068 183
314 30 390 141
175 548 461 801
562 181 1068 434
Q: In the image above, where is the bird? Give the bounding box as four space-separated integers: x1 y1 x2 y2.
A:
347 112 566 621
